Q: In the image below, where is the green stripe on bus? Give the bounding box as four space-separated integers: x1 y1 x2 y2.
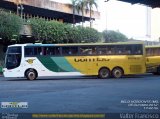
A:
37 56 66 72
37 56 77 72
51 57 77 72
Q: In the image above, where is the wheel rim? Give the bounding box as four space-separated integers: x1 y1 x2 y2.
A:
28 72 36 80
100 69 109 78
113 69 122 78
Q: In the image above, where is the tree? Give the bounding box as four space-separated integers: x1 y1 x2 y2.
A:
76 26 101 43
12 0 22 15
0 10 23 43
29 18 101 43
71 0 78 26
76 0 86 27
85 0 98 28
29 18 48 42
102 30 128 42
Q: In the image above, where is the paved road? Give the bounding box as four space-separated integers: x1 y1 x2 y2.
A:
0 74 160 113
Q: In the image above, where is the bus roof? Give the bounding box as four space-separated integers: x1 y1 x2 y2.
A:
145 45 160 48
8 42 144 47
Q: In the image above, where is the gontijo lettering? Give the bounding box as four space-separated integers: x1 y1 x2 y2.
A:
74 58 110 62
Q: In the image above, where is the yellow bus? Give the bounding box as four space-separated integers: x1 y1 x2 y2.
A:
3 42 146 80
145 45 160 75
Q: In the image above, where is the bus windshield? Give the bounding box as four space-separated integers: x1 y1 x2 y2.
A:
5 46 22 69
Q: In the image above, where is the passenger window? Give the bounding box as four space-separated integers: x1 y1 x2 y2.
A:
79 46 97 55
107 46 115 55
45 47 61 56
62 47 78 56
98 46 107 55
133 45 143 55
25 47 34 56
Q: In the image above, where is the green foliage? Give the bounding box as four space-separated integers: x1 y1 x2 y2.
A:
0 10 101 44
102 30 128 42
29 18 47 42
76 26 101 43
29 18 101 43
0 10 22 42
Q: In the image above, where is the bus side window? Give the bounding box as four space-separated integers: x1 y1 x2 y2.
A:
45 47 50 55
98 46 106 55
37 47 42 55
79 47 87 55
116 45 124 55
158 48 160 55
70 47 78 55
107 50 112 54
125 45 132 55
127 50 131 54
25 47 33 56
154 48 159 56
55 47 61 55
62 47 78 56
146 49 150 56
132 44 142 55
91 47 97 55
62 47 69 55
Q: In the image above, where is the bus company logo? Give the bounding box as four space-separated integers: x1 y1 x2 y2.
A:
74 58 110 62
1 102 28 108
26 59 35 64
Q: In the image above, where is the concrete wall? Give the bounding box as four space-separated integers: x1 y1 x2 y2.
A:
7 0 100 19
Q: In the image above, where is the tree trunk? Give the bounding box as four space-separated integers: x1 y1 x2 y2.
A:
73 5 76 26
82 11 84 27
90 5 92 28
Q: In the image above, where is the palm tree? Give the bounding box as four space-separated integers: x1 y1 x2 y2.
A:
85 0 98 28
71 0 78 26
13 0 21 15
76 0 87 27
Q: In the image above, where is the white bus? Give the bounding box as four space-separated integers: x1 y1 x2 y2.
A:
3 43 146 80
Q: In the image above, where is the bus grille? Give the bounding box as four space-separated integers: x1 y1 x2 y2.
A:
130 65 142 73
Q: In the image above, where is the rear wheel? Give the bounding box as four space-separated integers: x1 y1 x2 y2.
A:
156 66 160 75
98 68 110 79
112 67 123 78
26 69 37 80
153 72 158 75
153 66 160 75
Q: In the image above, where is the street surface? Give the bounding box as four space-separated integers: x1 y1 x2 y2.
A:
0 74 160 113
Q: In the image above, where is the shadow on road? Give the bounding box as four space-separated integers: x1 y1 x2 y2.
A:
2 73 159 81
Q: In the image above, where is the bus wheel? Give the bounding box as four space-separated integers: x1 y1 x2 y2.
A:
157 66 160 75
26 69 37 80
98 68 110 79
153 72 158 75
112 67 123 78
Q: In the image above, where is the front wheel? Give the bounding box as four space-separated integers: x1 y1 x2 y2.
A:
112 67 123 78
26 69 37 80
98 68 110 79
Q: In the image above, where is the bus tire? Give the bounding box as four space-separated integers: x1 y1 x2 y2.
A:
98 67 110 79
153 72 158 75
25 69 37 80
156 66 160 75
112 67 123 78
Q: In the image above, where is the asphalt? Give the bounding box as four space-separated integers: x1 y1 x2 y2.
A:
0 74 160 114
